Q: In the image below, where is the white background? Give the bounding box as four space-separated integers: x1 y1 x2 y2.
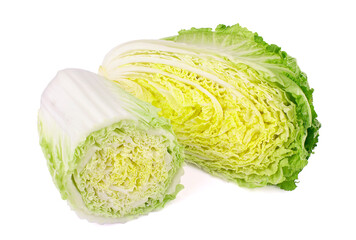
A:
1 0 355 239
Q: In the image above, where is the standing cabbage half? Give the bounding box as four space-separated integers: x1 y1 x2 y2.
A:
99 24 320 190
38 69 184 223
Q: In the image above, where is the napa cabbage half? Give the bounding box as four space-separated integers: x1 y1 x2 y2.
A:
100 24 320 190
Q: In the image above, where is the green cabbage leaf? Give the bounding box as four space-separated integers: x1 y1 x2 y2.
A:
38 69 184 223
100 24 320 190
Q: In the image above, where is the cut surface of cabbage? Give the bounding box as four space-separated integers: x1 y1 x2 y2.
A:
100 24 320 190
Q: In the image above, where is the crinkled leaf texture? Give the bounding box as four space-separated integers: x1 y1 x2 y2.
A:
38 69 184 223
100 23 320 191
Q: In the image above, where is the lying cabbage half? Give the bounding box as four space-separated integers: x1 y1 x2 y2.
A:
100 24 320 190
38 69 184 223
